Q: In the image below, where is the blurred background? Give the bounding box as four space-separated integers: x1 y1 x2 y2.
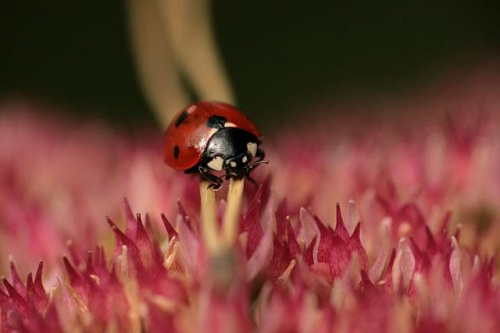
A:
1 1 500 130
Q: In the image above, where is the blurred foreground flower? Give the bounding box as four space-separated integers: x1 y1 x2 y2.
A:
2 73 500 332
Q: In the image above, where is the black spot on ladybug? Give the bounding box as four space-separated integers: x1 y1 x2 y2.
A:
175 111 189 127
207 115 226 129
174 145 180 158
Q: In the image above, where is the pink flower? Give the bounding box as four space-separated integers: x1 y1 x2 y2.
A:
2 70 500 331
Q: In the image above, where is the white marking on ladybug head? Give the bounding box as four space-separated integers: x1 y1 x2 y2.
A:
242 156 248 163
230 161 237 168
207 156 224 171
247 142 258 157
225 122 237 128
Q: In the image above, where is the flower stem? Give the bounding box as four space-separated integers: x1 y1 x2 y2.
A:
222 178 244 247
126 0 189 127
199 180 220 254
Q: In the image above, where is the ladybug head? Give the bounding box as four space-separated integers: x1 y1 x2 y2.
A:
202 128 266 182
204 139 258 176
224 150 254 178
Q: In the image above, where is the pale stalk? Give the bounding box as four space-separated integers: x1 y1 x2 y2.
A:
199 180 220 254
127 0 235 127
126 0 189 127
222 178 244 247
159 0 235 104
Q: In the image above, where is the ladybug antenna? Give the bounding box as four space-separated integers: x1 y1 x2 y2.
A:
249 159 269 170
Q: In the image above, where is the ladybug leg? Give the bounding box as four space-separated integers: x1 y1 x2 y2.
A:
199 165 223 190
255 148 268 164
245 173 259 187
249 149 268 171
256 148 265 160
245 149 268 187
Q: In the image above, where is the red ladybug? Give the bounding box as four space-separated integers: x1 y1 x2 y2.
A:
164 101 267 189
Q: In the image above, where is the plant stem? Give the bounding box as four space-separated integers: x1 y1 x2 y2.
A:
199 180 220 254
222 178 244 247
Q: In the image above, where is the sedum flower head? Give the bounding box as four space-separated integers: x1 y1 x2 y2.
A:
2 77 500 332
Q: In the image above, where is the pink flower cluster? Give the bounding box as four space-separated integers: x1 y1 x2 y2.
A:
2 71 500 332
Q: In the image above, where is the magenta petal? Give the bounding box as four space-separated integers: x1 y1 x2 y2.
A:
26 262 48 313
327 237 351 279
398 239 416 291
67 241 82 267
33 262 44 290
314 214 333 264
241 186 264 257
296 258 331 298
177 200 193 232
302 236 316 266
346 200 361 235
246 225 274 280
310 262 333 285
424 226 437 257
177 215 202 275
161 213 178 240
348 223 368 270
368 226 391 283
400 203 425 227
449 237 461 293
85 251 96 275
88 246 108 276
9 259 26 297
37 303 63 332
2 277 28 315
274 199 290 238
124 198 137 237
334 204 350 242
106 216 144 269
269 237 293 282
62 256 88 300
299 208 320 249
409 237 432 274
285 218 300 257
360 270 378 297
315 214 351 279
135 213 154 255
147 301 176 333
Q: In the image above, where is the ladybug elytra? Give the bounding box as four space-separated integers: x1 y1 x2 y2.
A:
164 101 267 189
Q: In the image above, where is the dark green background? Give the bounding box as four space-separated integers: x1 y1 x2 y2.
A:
1 1 499 129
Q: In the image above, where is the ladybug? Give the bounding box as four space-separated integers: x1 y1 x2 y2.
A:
164 101 267 190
